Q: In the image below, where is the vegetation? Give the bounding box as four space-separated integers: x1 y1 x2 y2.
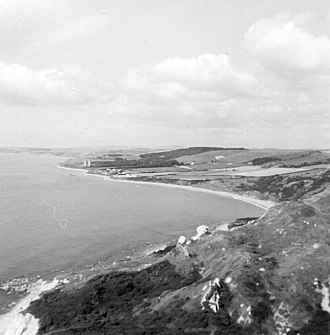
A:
250 156 281 165
29 261 219 335
235 170 330 201
249 150 330 167
140 147 245 161
281 158 330 168
91 158 181 169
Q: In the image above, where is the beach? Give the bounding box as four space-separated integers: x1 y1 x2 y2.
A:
103 177 275 210
60 165 275 210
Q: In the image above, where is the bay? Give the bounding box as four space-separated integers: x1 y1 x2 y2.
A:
0 152 263 284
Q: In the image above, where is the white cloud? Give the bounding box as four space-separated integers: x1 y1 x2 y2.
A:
244 14 330 73
1 4 329 149
112 53 258 128
0 60 105 105
109 47 330 144
123 54 257 98
153 54 256 95
241 13 330 143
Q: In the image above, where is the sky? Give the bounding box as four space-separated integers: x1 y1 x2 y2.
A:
0 0 330 149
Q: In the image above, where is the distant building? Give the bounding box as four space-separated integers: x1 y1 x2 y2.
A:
83 159 91 167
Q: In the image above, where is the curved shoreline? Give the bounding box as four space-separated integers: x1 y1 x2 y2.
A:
104 177 275 210
58 166 275 210
0 165 274 334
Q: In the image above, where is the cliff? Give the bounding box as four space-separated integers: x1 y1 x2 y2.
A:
28 188 330 334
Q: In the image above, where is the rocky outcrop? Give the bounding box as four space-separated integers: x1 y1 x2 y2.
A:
227 217 259 230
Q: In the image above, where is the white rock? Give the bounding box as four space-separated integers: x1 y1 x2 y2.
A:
191 225 210 241
237 315 245 324
177 236 187 245
225 277 232 284
316 282 330 314
213 278 220 286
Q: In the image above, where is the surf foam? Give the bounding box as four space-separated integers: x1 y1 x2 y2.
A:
0 278 58 335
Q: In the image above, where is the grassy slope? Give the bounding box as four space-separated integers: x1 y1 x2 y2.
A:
233 169 330 201
28 189 330 335
177 149 296 166
57 147 330 172
140 147 244 160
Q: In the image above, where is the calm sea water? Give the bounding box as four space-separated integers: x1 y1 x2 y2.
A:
0 153 263 284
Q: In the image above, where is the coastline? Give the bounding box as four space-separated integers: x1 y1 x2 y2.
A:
0 278 59 335
104 177 275 210
0 164 274 335
58 165 275 210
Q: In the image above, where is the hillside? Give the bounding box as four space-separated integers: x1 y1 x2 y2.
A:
249 150 330 168
28 188 330 334
59 146 246 169
176 149 299 166
234 169 330 201
56 147 330 172
140 147 245 161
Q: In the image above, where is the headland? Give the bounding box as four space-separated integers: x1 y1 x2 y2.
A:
1 146 330 334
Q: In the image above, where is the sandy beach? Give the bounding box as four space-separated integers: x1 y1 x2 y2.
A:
58 165 275 210
102 177 275 210
64 166 276 210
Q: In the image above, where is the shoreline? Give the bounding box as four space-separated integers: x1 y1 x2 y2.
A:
0 164 274 334
105 177 276 210
58 165 275 210
105 177 275 210
0 278 59 335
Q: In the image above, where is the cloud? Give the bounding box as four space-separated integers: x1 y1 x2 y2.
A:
111 54 258 128
244 14 330 73
123 54 257 98
0 60 105 105
242 13 330 141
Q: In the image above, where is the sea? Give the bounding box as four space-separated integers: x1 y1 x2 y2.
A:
0 153 264 313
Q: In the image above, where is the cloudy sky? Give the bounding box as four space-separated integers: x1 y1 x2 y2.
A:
1 0 329 148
